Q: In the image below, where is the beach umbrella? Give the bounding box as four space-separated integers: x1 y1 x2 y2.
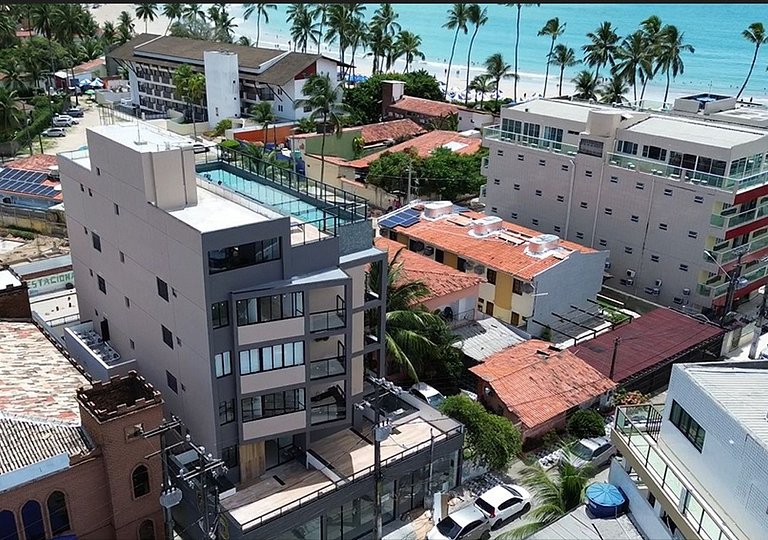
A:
84 89 95 95
79 79 91 87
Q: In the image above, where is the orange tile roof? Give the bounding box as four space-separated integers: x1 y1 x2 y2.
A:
470 340 615 430
74 56 105 75
6 154 58 172
388 96 463 118
359 119 426 144
349 131 482 168
375 237 483 303
390 208 595 280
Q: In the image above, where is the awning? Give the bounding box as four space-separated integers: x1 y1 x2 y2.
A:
54 71 68 79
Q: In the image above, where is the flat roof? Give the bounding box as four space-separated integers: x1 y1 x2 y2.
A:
453 317 528 362
681 361 768 446
624 116 766 148
88 123 196 153
570 308 724 383
12 254 72 277
508 99 598 123
168 184 271 232
0 269 21 289
530 504 643 540
0 321 89 424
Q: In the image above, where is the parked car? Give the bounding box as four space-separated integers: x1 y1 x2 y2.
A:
410 382 445 408
56 114 79 124
561 436 616 469
193 143 209 154
65 107 84 118
42 128 66 137
427 505 491 540
52 117 74 128
474 484 532 529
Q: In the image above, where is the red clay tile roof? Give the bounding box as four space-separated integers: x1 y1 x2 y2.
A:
349 131 483 168
375 237 483 303
74 56 105 75
6 154 58 172
388 96 462 118
569 308 725 383
390 209 595 280
470 340 615 429
360 119 426 144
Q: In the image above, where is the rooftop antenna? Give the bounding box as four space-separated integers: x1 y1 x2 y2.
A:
134 106 146 146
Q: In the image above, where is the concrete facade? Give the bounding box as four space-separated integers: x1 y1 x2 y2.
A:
481 97 768 315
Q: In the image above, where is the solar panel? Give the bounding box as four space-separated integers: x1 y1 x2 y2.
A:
378 208 421 230
0 177 58 198
0 168 47 184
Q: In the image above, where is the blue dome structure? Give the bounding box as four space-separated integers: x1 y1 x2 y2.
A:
585 482 627 518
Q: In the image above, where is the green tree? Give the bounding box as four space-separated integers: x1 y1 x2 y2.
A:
395 31 424 73
613 31 652 102
208 4 237 43
443 4 470 98
567 409 606 438
582 21 619 82
599 73 629 104
243 3 277 48
250 101 276 146
440 395 522 471
508 3 538 102
312 3 330 55
117 10 136 44
484 52 515 107
162 3 184 35
572 69 598 100
182 3 206 24
737 22 767 99
549 44 579 96
237 35 253 46
0 88 22 142
1 61 27 93
295 73 346 184
135 3 158 34
655 24 694 104
469 73 495 108
296 116 316 134
172 64 205 140
343 71 442 125
101 21 117 47
507 459 595 539
464 4 488 106
290 5 320 54
0 12 16 48
347 15 368 79
638 15 664 101
538 17 566 97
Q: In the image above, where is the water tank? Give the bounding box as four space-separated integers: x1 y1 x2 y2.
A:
470 216 503 237
47 165 60 180
423 201 453 219
528 234 560 254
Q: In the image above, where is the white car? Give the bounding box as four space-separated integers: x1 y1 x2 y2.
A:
427 505 491 540
410 382 445 408
474 484 532 529
54 114 79 125
42 128 66 137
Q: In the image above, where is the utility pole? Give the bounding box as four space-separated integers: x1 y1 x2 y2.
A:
143 417 184 540
407 160 413 204
608 337 621 380
722 249 746 325
749 285 767 359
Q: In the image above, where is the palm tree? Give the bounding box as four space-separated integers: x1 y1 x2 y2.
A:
162 3 184 35
347 16 368 78
612 31 651 103
484 53 515 107
655 24 694 105
294 73 346 184
243 3 277 48
549 44 579 96
250 101 276 146
639 15 664 101
30 4 60 95
80 38 103 61
367 25 387 74
443 4 470 98
1 61 27 93
0 12 16 48
237 36 253 46
56 3 87 43
464 4 488 106
101 21 117 47
183 3 206 23
371 3 401 37
135 3 158 34
21 55 43 90
583 21 619 83
208 5 237 43
572 69 598 100
312 3 330 55
290 8 320 54
538 17 566 97
737 22 768 99
172 65 205 140
469 73 495 108
509 3 538 102
507 458 595 539
599 74 629 104
0 88 22 141
396 31 425 73
117 10 135 44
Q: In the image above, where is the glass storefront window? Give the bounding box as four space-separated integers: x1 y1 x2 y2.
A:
283 516 321 540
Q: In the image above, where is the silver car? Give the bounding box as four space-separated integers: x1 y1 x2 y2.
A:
42 128 66 137
562 436 616 468
428 505 491 540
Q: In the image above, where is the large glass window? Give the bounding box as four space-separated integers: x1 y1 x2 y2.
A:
0 510 18 540
219 399 236 425
522 122 540 142
642 145 667 161
616 140 638 155
240 341 304 375
208 238 281 274
542 126 563 149
241 389 305 422
21 501 44 540
265 436 296 470
669 400 706 452
211 301 229 329
47 491 70 535
214 351 232 378
236 292 304 326
310 383 346 425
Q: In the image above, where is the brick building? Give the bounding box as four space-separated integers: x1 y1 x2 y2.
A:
0 314 165 540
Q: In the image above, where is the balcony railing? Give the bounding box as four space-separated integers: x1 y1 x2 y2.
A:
704 234 768 265
482 126 579 155
309 308 346 333
698 261 768 297
310 343 346 380
710 204 768 229
613 405 739 540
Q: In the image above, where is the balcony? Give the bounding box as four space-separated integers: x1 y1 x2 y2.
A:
612 405 740 540
309 341 345 381
482 126 578 155
308 289 346 333
710 204 768 230
63 321 136 382
704 234 768 265
697 261 768 297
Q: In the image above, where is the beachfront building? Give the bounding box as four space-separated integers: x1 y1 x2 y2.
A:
611 360 768 540
107 34 342 124
377 201 607 336
481 94 768 315
58 121 464 539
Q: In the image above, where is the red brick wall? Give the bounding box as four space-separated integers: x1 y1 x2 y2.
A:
0 285 32 320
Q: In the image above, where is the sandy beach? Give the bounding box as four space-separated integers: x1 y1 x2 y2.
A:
91 3 688 107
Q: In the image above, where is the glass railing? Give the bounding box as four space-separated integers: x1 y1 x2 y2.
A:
710 204 768 230
704 234 768 264
309 309 346 333
482 126 578 155
700 262 768 297
310 356 345 380
613 405 739 540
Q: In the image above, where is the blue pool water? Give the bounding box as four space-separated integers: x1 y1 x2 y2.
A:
201 168 348 227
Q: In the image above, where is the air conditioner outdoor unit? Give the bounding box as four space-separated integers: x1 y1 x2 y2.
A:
604 260 611 270
655 279 663 288
644 287 656 295
682 288 691 296
423 246 434 256
652 287 661 295
474 265 486 275
463 261 475 272
620 278 634 286
673 297 683 304
627 269 636 278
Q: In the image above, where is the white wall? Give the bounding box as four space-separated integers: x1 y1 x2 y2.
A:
608 459 673 540
204 51 241 127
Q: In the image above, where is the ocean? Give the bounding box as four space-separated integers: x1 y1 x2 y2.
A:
232 3 768 99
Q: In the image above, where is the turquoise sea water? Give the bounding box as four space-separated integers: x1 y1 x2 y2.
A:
233 3 768 99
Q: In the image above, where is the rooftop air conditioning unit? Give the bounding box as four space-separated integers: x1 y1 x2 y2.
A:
620 278 634 286
410 241 425 252
423 246 434 256
474 265 486 275
652 287 661 295
644 286 656 295
463 260 475 272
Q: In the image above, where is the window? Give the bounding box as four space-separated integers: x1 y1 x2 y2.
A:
510 212 518 219
97 275 106 294
119 251 125 263
47 491 70 535
554 225 561 233
125 296 130 308
642 145 667 161
132 465 151 498
578 138 604 157
616 140 638 155
651 254 660 262
0 510 18 540
512 279 524 295
679 264 689 271
531 218 539 226
214 351 232 378
496 149 504 156
219 400 236 425
21 501 44 540
240 341 304 374
221 445 239 468
669 400 705 452
114 203 120 215
599 239 607 247
487 269 497 284
435 249 444 263
242 389 305 421
277 104 283 112
491 206 498 213
659 223 668 230
604 208 613 215
631 215 639 223
162 326 173 349
694 195 704 203
92 232 101 252
88 188 92 197
130 339 135 350
96 167 101 176
576 232 584 239
513 183 520 190
517 154 524 161
557 195 565 202
166 370 177 393
610 175 619 183
157 277 169 301
236 292 304 326
457 258 467 272
561 164 569 171
624 246 633 254
83 226 88 235
580 201 588 209
522 121 540 141
636 182 645 190
80 183 84 192
211 301 229 329
585 170 593 178
664 188 673 196
303 104 312 113
535 189 542 196
493 178 500 185
208 238 281 274
538 159 546 166
688 230 698 238
138 520 155 540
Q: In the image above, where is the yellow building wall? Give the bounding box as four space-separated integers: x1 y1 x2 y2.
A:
494 272 513 310
395 233 409 246
443 252 459 270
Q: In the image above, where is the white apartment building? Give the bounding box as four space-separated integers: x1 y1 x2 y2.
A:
610 361 768 540
481 94 768 315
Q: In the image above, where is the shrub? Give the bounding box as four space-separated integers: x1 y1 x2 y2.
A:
214 118 232 137
613 390 648 406
219 139 240 149
567 409 606 439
